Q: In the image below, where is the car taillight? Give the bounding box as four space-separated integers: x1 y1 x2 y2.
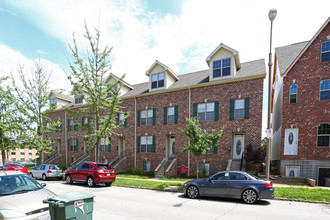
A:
97 170 104 173
47 170 52 173
265 182 273 187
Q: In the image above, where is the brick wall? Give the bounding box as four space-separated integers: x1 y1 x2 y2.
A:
45 77 264 176
281 23 330 161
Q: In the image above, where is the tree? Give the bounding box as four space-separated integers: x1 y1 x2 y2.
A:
11 61 58 163
182 117 223 178
0 76 28 164
66 22 128 162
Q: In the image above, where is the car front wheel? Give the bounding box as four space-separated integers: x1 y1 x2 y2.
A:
187 185 199 199
242 189 258 204
87 177 95 187
66 175 73 184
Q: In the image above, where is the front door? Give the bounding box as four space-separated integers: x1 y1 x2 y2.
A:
119 137 125 158
233 134 244 160
167 135 175 158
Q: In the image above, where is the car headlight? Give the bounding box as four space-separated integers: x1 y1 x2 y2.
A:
0 209 27 218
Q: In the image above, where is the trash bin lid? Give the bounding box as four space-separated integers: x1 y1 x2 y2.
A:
44 192 95 204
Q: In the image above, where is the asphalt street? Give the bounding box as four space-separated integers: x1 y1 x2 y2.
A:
40 180 330 220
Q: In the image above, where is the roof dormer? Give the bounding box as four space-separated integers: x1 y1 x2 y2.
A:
49 89 73 109
146 60 179 92
105 73 133 97
206 43 241 82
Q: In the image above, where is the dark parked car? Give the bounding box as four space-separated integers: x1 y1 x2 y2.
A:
2 163 29 174
65 162 116 187
183 171 274 204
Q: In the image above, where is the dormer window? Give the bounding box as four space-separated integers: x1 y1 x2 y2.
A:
213 58 231 78
151 72 165 89
321 41 330 62
50 98 56 107
75 92 83 105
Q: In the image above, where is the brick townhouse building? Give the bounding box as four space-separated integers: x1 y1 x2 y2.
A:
271 17 330 185
45 43 266 177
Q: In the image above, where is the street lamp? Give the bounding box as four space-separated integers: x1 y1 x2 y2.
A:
266 9 277 181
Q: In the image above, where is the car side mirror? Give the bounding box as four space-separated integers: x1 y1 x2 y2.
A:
41 183 46 188
208 178 213 183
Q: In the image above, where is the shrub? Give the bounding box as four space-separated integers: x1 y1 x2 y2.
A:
127 167 144 175
59 163 67 171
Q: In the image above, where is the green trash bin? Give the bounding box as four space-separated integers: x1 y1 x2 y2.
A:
43 192 95 220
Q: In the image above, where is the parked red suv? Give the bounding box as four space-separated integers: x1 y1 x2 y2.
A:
2 163 29 174
65 162 116 187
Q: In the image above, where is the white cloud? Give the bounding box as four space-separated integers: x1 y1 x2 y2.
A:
2 0 329 87
0 43 70 91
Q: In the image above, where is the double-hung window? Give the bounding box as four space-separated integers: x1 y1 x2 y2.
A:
75 92 83 104
151 72 165 89
213 58 231 78
50 98 56 107
234 99 245 119
198 103 214 121
140 136 153 153
317 123 330 147
290 84 298 103
100 138 111 152
141 110 153 125
69 120 75 131
321 41 330 62
167 107 175 124
68 138 78 151
320 80 330 100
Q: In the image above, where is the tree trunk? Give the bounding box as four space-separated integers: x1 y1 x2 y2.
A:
196 157 200 179
1 149 6 165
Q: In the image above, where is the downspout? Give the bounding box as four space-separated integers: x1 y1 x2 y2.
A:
188 87 191 176
134 97 137 168
65 111 67 166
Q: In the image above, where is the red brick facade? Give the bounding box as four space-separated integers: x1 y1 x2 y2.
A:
45 77 264 176
281 22 330 161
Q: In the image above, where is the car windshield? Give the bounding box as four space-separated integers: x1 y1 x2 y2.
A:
49 165 61 170
0 174 43 196
11 164 23 167
95 164 108 169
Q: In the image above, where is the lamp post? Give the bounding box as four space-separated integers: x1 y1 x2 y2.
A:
266 9 277 181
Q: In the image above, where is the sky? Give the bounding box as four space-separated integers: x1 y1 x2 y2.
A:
0 0 329 137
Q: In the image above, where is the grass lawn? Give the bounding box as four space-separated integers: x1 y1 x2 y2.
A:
274 187 330 202
113 178 183 189
116 174 153 179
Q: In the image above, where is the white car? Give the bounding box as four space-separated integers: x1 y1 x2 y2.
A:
0 171 55 219
30 164 63 180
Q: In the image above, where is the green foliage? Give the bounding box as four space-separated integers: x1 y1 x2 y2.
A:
127 167 144 175
65 21 128 162
11 61 59 163
275 187 330 202
113 178 183 189
181 117 222 178
59 163 67 171
0 76 29 163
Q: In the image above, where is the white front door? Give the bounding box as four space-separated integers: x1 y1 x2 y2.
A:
166 136 175 158
233 134 244 160
284 128 298 155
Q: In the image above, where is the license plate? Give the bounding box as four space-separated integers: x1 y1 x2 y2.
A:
107 174 110 176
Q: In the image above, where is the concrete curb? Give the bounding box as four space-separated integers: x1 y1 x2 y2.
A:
114 185 330 204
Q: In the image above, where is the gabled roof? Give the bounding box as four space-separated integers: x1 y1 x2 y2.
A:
206 43 241 70
49 90 73 102
145 60 179 81
275 41 308 75
105 73 134 90
281 16 330 76
121 59 265 99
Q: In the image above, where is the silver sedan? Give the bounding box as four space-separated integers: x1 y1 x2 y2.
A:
30 164 63 180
